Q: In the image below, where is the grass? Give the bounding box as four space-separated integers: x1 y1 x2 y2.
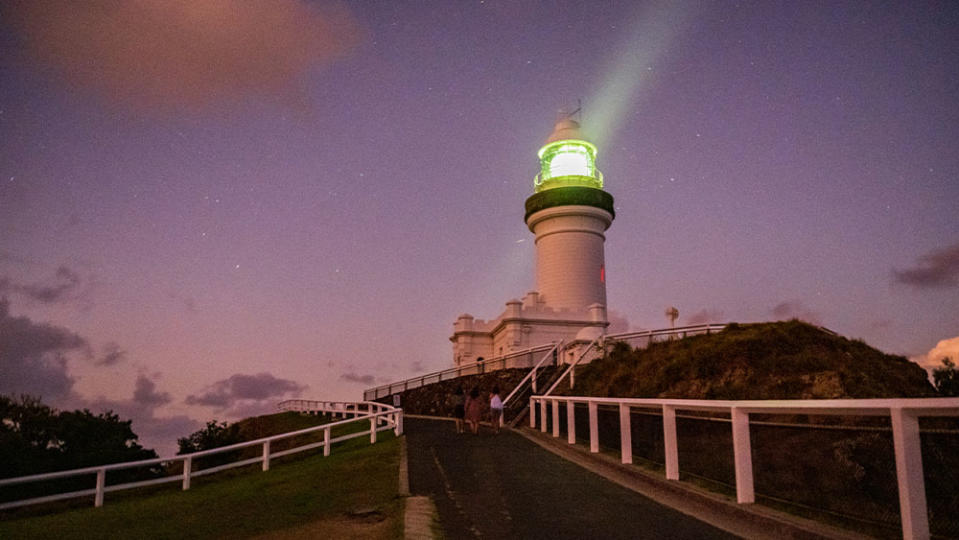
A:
0 418 403 539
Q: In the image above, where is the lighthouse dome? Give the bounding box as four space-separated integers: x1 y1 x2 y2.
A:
545 118 588 144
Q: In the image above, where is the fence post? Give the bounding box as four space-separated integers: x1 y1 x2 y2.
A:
619 403 632 464
589 401 599 453
370 416 377 444
567 401 576 444
552 400 560 437
731 408 754 503
662 405 679 480
891 407 930 540
182 457 192 490
570 365 575 390
395 411 404 436
540 399 548 433
530 397 536 428
94 468 105 507
324 427 331 457
262 440 271 471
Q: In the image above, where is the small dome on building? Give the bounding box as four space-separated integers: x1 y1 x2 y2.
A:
575 325 605 342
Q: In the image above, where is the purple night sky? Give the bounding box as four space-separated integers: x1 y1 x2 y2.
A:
2 1 957 455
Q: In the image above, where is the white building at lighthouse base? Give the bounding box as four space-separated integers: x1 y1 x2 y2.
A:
451 290 608 368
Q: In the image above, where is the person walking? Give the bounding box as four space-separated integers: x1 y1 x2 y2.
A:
489 386 504 434
465 387 483 435
452 385 466 434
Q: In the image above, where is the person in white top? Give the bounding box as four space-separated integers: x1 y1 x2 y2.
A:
489 386 504 434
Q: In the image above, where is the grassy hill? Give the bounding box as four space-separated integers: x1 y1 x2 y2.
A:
568 320 937 399
0 412 402 539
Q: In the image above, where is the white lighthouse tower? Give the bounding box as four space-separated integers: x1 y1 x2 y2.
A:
450 116 615 367
525 117 615 312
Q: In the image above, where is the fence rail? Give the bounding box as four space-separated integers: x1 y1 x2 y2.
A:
0 400 402 511
530 395 959 540
363 344 556 400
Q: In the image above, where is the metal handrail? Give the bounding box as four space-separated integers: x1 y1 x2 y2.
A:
0 400 402 511
603 323 727 342
502 341 562 406
543 336 602 396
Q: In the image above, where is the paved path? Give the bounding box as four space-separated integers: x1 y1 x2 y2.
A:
405 418 737 539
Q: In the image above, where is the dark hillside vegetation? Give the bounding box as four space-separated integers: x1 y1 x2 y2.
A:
569 320 936 399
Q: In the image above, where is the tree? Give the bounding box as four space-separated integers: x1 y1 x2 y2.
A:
0 394 159 501
1 395 157 476
177 420 244 469
0 395 59 478
933 357 959 397
54 409 157 469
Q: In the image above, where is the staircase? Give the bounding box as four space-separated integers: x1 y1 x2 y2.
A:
503 365 567 427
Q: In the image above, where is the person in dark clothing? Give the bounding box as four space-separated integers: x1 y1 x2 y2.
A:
452 385 466 434
465 387 483 434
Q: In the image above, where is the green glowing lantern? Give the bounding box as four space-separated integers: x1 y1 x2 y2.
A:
534 119 603 193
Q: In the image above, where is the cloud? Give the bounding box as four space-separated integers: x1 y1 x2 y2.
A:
685 308 724 325
770 300 821 325
96 342 126 366
186 372 306 410
0 265 81 304
893 242 959 288
340 372 375 385
3 0 360 113
0 297 86 400
0 300 194 455
132 375 172 409
909 336 959 374
84 374 199 457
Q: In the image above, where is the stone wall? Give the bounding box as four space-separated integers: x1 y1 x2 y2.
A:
377 367 560 419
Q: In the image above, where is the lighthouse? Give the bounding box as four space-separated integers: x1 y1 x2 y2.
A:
450 116 615 367
525 118 615 312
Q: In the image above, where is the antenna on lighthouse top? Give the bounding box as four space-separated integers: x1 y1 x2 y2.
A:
558 98 583 123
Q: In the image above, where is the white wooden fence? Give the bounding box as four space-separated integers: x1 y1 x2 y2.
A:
0 400 402 511
530 395 959 540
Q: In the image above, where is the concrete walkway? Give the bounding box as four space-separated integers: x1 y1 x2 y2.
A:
405 417 737 539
